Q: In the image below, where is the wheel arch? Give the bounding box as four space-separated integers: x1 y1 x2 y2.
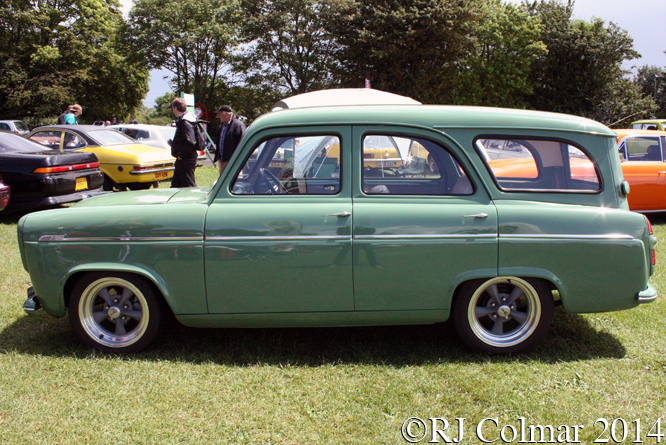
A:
449 268 563 311
63 264 173 312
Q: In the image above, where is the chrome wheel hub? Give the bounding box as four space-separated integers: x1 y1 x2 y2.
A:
467 277 541 347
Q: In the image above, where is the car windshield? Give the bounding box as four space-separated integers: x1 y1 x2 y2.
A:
13 121 28 131
0 132 55 153
157 127 176 141
87 129 137 145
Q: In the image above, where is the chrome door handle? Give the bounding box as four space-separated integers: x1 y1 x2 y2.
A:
324 212 351 217
462 213 488 219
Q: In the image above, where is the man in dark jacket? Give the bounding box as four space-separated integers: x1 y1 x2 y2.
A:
170 98 198 188
213 105 247 174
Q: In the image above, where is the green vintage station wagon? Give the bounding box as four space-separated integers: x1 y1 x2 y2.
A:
17 101 658 354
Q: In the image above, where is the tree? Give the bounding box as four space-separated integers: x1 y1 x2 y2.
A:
589 77 656 127
0 0 149 121
526 0 640 119
634 65 666 118
454 0 546 107
239 0 340 96
127 0 240 112
327 0 482 104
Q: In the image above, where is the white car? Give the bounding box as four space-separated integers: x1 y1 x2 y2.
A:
0 120 30 136
113 124 209 166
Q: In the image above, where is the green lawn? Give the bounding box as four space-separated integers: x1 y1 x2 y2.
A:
1 171 665 443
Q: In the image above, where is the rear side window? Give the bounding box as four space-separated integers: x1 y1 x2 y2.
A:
476 137 600 192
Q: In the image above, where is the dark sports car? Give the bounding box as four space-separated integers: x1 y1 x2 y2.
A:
0 174 10 211
0 131 104 210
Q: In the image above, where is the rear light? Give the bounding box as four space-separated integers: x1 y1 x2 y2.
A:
364 153 375 159
33 162 99 173
14 130 18 134
133 165 154 171
646 216 653 235
646 216 656 267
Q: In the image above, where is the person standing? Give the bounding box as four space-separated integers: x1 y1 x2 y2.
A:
128 115 138 124
213 105 247 174
64 104 82 124
169 98 198 188
58 106 72 124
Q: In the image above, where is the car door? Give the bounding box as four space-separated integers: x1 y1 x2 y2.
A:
619 135 666 211
204 126 355 313
351 126 498 312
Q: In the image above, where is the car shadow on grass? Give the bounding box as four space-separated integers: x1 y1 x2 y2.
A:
0 308 625 365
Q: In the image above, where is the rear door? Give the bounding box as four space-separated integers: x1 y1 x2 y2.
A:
351 126 498 312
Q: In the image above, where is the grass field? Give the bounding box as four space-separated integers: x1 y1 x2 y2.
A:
1 167 665 444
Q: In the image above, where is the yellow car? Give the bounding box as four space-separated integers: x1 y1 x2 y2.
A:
630 119 666 131
29 125 176 191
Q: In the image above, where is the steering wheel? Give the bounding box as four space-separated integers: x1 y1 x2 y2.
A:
260 168 288 194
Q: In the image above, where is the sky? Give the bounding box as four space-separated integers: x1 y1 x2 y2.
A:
119 0 666 108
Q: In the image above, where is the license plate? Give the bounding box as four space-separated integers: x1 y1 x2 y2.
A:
75 177 87 191
376 161 397 167
154 172 169 179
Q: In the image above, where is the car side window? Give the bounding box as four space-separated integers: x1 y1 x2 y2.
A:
362 135 472 195
232 135 341 195
0 123 9 131
620 136 662 162
476 137 600 192
62 132 86 150
30 131 63 150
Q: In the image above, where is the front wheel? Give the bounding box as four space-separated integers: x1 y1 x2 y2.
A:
68 272 165 353
452 277 554 354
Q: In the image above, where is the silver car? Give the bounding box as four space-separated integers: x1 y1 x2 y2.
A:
113 123 209 166
0 120 29 136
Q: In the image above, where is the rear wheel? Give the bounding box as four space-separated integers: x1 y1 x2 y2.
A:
68 272 165 353
452 277 553 354
102 174 115 191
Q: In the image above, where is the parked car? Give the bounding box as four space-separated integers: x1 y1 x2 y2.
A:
0 120 30 136
18 100 657 355
630 119 666 131
112 123 208 166
28 125 176 191
0 131 103 210
0 174 10 211
616 128 666 212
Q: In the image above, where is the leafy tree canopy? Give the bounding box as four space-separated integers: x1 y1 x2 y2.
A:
328 0 483 104
454 0 546 107
526 0 640 121
0 0 149 122
238 0 341 96
127 0 240 113
634 65 666 119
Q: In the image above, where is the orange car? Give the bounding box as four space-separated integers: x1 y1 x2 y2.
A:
616 129 666 212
